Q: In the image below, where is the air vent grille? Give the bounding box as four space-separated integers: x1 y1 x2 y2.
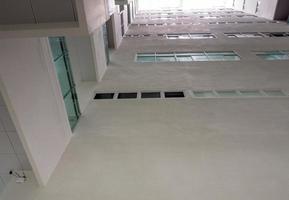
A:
118 93 138 99
94 93 115 99
93 89 288 101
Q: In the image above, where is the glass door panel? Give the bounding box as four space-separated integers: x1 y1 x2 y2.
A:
49 37 81 130
103 24 110 65
64 92 79 128
54 56 71 96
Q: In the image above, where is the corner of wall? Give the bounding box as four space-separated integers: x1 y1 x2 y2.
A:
90 27 108 82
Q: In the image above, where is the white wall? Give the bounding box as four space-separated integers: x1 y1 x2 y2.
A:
234 0 246 11
66 36 97 85
234 0 279 20
0 91 31 194
108 0 116 15
66 30 109 83
258 0 278 19
0 38 72 186
65 36 99 113
243 0 257 14
82 0 109 33
123 6 129 33
111 7 123 49
110 4 129 49
91 27 108 81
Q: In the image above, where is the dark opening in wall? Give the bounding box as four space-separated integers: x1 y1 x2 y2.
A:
94 93 115 99
141 92 161 98
269 32 289 37
164 91 185 98
118 93 137 99
106 17 116 48
274 0 289 21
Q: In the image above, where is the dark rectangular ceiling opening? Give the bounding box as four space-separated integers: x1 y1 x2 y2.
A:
141 92 161 98
118 92 138 99
164 91 185 98
94 93 115 99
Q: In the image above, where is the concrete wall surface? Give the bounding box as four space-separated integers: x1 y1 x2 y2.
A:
83 0 109 33
111 11 123 48
66 28 108 82
0 91 31 194
99 10 289 91
0 38 72 186
123 6 129 33
234 0 279 20
66 36 97 84
1 6 289 200
91 27 108 81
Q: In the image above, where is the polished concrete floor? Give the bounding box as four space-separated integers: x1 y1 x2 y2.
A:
2 97 289 200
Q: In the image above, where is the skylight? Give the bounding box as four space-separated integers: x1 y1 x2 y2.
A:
137 0 234 10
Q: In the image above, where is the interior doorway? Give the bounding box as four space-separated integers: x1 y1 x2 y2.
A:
49 37 81 130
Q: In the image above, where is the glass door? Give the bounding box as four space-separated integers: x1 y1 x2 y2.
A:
103 24 110 65
49 37 81 130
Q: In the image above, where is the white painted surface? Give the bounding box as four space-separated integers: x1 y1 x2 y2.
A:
66 34 105 112
65 29 108 83
0 171 38 200
66 36 97 84
234 0 244 10
0 38 72 186
2 98 289 200
0 89 31 195
75 82 97 113
258 0 278 19
111 9 123 49
243 0 257 14
108 0 116 15
0 177 5 194
234 0 279 19
91 27 108 81
1 7 289 200
123 6 129 33
82 0 109 34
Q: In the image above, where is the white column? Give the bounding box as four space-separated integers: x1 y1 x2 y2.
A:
0 37 72 186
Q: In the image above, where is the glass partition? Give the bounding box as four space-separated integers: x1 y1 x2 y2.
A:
49 37 81 130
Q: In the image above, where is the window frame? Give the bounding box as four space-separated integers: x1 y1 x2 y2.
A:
255 50 289 60
165 33 216 40
136 51 241 63
224 32 264 38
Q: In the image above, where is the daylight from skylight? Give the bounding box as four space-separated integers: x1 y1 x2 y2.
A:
137 0 234 10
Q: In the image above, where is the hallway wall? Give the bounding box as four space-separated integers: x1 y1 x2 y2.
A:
0 91 31 194
91 26 108 81
233 0 279 20
0 37 72 186
66 36 97 84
